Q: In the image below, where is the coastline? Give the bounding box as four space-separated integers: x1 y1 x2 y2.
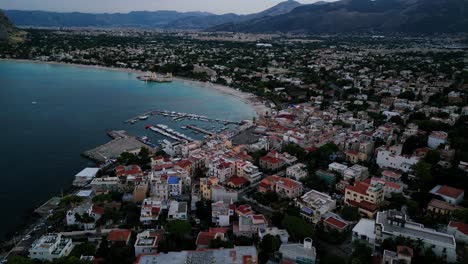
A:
0 58 270 117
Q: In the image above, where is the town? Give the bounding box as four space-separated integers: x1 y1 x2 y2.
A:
1 28 468 264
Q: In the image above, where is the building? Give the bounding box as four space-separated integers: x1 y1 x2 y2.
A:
429 185 464 205
72 167 100 187
343 164 369 182
286 163 308 180
168 176 183 197
258 227 289 243
276 177 303 199
90 177 120 193
370 177 403 198
115 164 142 177
134 230 161 256
381 246 413 264
279 238 316 264
259 175 303 199
295 190 336 223
29 234 74 261
315 170 337 186
428 131 448 149
134 246 258 264
381 170 402 183
352 218 376 246
328 162 348 175
375 210 456 263
427 199 459 216
196 227 229 249
140 198 165 225
236 214 268 236
66 203 101 230
259 154 284 171
167 200 188 220
323 214 350 232
345 180 384 218
211 185 239 204
212 201 234 227
133 182 148 203
447 221 468 243
376 146 420 172
208 158 235 182
107 229 132 245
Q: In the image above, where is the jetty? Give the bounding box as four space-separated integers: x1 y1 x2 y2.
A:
146 124 194 143
125 110 240 125
186 125 216 136
83 130 151 162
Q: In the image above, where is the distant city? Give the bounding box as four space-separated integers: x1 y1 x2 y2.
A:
0 0 468 264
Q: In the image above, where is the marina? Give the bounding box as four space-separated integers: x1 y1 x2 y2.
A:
186 124 216 136
124 110 241 125
146 124 194 143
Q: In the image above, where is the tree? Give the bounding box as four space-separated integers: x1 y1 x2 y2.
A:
340 205 360 221
281 215 314 242
424 150 441 165
351 241 372 264
209 237 234 249
167 220 191 239
412 161 433 186
259 234 281 254
60 195 83 207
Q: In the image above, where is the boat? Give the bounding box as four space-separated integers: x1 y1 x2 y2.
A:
181 126 187 130
139 115 149 120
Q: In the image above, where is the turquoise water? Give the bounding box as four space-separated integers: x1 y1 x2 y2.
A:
0 61 255 238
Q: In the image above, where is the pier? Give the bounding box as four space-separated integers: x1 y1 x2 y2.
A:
83 130 151 162
124 110 241 125
146 124 194 142
186 125 216 136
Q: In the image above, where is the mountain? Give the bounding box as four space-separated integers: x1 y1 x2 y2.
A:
0 10 24 42
212 0 468 33
3 1 302 30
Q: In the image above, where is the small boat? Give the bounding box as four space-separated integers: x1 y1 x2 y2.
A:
139 115 149 120
31 101 37 104
181 126 187 130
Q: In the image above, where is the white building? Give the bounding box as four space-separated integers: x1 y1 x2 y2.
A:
29 234 74 261
279 238 316 264
134 230 161 256
376 146 420 172
375 210 456 263
286 163 308 180
352 218 376 246
66 203 100 230
428 131 448 149
429 185 464 205
343 164 369 182
73 167 100 187
212 201 233 227
370 177 403 198
258 227 289 243
328 162 348 175
295 190 336 223
447 221 468 243
167 200 188 220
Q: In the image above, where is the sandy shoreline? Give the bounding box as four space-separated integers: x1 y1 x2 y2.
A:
1 58 270 117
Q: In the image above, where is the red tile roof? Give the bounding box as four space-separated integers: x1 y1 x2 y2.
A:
449 221 468 236
276 177 302 190
346 181 371 195
436 185 464 199
260 155 282 164
324 216 348 230
228 176 248 186
107 229 131 242
428 199 457 211
195 228 228 246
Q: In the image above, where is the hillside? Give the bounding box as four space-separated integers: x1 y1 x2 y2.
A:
3 1 302 30
0 10 24 42
212 0 468 33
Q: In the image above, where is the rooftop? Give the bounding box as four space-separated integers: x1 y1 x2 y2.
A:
376 211 455 246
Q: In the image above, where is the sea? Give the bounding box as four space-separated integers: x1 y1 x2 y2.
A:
0 60 256 238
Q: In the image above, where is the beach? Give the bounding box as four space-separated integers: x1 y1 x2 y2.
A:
0 58 271 117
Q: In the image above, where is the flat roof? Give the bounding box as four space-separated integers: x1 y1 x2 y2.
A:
75 167 100 178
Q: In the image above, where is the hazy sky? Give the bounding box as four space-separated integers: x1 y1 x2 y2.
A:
0 0 331 14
